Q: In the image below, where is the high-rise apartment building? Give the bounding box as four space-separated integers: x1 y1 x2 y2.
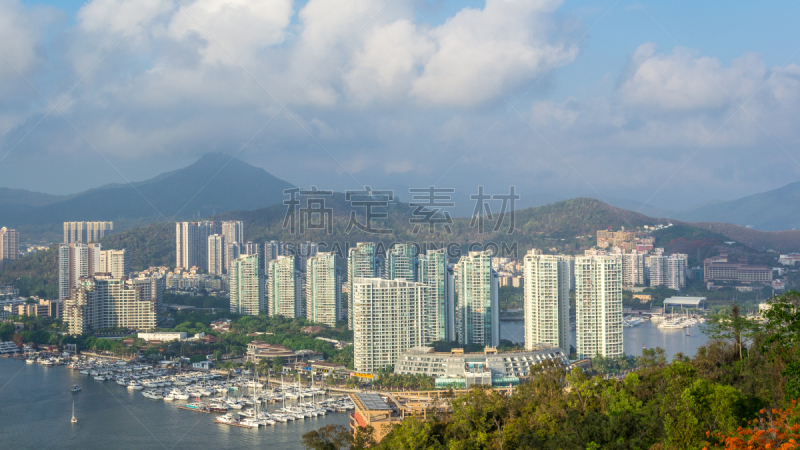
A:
352 278 429 374
129 274 166 310
98 249 130 279
455 250 499 348
175 221 218 270
575 255 623 359
417 248 454 343
207 234 226 276
0 227 19 271
225 241 241 275
264 240 284 274
621 250 646 288
295 241 319 273
64 275 157 335
523 250 570 352
268 255 303 318
63 221 114 243
58 243 102 300
347 243 377 328
229 254 265 316
243 241 260 256
647 249 687 290
385 243 416 281
305 252 341 326
221 221 244 245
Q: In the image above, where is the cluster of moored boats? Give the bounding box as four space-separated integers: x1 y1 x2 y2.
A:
67 357 355 428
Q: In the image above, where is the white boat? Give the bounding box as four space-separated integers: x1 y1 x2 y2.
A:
142 390 163 400
239 418 260 428
71 400 78 424
26 359 36 364
94 376 106 381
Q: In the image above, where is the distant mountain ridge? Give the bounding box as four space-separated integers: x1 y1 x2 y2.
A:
0 153 293 227
674 181 800 231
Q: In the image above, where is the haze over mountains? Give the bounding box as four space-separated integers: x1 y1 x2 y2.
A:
0 153 292 227
1 153 798 237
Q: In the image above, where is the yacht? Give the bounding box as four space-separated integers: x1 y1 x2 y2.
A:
71 385 82 393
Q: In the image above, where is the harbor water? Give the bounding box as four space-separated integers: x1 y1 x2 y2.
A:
0 359 349 449
501 319 710 359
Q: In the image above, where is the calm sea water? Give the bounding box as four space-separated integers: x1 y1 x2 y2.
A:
0 359 349 449
500 319 710 359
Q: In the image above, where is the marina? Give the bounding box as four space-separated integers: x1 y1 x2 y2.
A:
0 357 351 449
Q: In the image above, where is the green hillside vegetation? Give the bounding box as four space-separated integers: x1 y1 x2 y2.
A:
0 245 58 298
99 222 174 268
303 292 800 450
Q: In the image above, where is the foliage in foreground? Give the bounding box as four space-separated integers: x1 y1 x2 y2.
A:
303 291 800 450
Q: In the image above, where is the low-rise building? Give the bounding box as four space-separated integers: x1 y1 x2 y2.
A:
704 253 772 283
394 345 568 387
137 332 187 342
246 341 315 364
350 393 403 443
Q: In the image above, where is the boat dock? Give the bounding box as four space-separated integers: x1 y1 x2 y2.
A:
177 406 211 413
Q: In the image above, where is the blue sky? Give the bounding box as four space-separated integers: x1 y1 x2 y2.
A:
1 0 799 212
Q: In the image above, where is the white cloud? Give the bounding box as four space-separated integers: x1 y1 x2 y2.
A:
617 43 766 112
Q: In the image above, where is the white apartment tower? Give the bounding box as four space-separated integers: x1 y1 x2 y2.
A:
229 254 265 316
0 227 19 271
264 240 283 273
575 255 623 359
207 234 226 276
417 248 454 343
63 221 113 243
64 275 157 335
221 221 244 245
98 249 129 279
305 252 341 326
455 250 499 348
268 255 303 318
523 250 570 352
621 250 646 288
347 243 377 328
352 278 429 374
647 249 687 290
385 243 416 281
175 221 218 270
58 243 102 300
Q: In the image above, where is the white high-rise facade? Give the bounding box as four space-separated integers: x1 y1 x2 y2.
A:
268 255 302 318
621 250 646 288
347 243 377 328
98 249 129 279
647 249 687 290
523 250 570 352
221 221 244 246
207 234 226 276
352 278 429 374
305 252 341 326
58 243 102 300
417 248 454 343
575 255 623 359
175 221 218 270
455 250 499 348
229 254 265 316
64 275 157 335
0 227 19 271
264 241 283 273
385 243 416 281
63 222 113 243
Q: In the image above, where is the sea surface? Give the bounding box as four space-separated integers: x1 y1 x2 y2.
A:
500 319 710 359
0 359 349 450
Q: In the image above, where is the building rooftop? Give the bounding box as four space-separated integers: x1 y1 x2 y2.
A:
663 296 707 307
355 393 392 411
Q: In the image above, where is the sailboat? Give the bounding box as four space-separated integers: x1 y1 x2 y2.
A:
71 400 78 423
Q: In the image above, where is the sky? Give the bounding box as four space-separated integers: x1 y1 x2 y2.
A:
0 0 798 212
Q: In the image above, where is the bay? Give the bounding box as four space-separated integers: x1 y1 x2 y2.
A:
500 319 710 359
0 359 349 449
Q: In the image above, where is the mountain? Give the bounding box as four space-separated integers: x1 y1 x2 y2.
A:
2 153 294 227
675 181 800 231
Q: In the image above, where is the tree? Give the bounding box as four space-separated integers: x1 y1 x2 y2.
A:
704 400 800 449
301 424 352 450
273 356 284 373
703 302 761 360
